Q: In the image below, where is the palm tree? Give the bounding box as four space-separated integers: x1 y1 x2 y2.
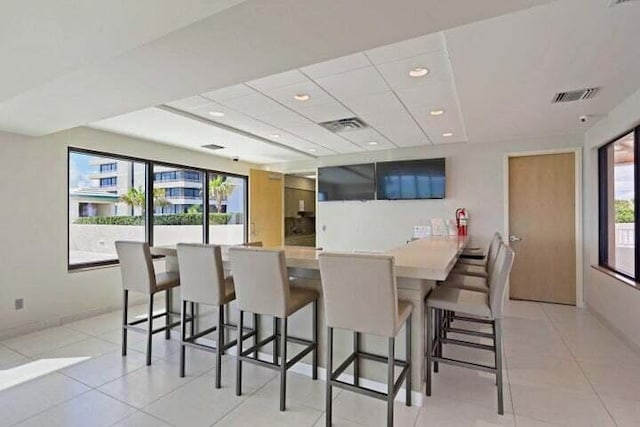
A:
120 186 169 214
209 175 236 213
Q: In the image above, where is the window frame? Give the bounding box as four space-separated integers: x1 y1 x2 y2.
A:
67 147 248 271
598 126 640 282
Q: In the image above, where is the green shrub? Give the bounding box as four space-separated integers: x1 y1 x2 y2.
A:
74 213 233 226
615 199 635 224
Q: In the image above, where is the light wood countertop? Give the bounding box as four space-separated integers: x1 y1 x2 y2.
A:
152 236 467 281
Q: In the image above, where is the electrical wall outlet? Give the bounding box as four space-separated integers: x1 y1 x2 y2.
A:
15 298 24 310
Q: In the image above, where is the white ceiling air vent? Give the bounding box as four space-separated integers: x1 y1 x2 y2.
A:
319 117 368 133
610 0 639 6
552 87 600 103
202 143 225 150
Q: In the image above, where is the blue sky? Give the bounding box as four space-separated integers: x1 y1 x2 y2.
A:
615 164 634 201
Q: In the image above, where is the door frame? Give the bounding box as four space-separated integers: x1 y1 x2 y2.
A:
503 148 584 306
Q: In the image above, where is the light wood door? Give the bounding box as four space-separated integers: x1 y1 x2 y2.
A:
249 169 283 247
508 153 576 305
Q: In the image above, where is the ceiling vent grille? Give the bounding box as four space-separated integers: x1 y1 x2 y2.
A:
202 143 225 151
319 117 368 133
610 0 639 6
552 87 600 103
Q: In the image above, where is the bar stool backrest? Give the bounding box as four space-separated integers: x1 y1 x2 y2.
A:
485 233 503 276
243 241 264 247
488 244 515 319
229 247 289 317
319 252 399 338
115 241 156 294
176 243 226 305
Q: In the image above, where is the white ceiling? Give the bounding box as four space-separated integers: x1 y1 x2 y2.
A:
92 32 468 162
91 0 640 164
0 0 553 136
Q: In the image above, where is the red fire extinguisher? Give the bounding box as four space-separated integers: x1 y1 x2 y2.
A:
456 208 468 237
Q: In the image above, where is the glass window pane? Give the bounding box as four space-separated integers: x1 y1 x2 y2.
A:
209 174 246 245
605 132 635 277
69 152 145 266
153 166 204 246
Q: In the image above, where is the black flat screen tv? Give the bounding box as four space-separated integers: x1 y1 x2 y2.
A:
318 163 375 201
376 158 446 200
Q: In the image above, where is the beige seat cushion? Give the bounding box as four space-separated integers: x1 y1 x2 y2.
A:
427 286 491 319
441 274 489 293
457 257 486 267
452 263 488 278
287 286 319 316
154 272 180 293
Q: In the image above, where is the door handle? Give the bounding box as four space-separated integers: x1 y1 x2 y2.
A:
509 235 522 242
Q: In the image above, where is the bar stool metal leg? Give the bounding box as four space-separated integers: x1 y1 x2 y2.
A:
495 319 504 415
190 302 196 337
433 309 439 373
312 300 318 380
406 314 412 406
179 299 187 377
280 317 288 411
253 313 259 358
146 294 154 366
353 331 360 387
165 290 171 339
425 306 432 396
273 317 279 365
326 326 333 427
236 310 244 396
387 337 395 427
122 290 128 356
216 304 224 388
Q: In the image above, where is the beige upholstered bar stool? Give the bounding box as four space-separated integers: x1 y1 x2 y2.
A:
425 243 514 415
458 232 502 263
319 253 412 427
441 236 503 294
229 247 319 412
452 233 502 277
176 243 257 388
115 241 186 366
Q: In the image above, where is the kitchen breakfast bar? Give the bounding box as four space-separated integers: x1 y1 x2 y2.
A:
151 236 468 396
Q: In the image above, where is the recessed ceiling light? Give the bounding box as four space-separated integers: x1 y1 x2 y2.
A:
304 174 316 179
294 94 310 101
368 141 379 146
309 148 316 152
270 133 280 138
442 132 454 137
409 67 429 78
208 111 225 117
430 109 445 116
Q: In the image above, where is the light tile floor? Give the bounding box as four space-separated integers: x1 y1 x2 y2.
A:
1 301 640 426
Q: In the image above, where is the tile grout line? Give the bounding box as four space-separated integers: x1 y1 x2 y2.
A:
539 304 620 427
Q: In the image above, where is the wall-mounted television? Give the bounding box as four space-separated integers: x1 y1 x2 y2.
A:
318 163 375 201
376 158 446 200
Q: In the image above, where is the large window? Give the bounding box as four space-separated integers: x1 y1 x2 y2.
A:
599 128 639 280
68 148 248 270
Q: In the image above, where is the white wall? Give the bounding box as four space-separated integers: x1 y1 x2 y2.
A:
0 127 256 339
584 87 640 350
271 135 583 252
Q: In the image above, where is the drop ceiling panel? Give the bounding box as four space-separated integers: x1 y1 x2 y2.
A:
219 92 290 118
315 66 390 99
286 124 361 153
360 110 430 147
91 107 309 164
201 84 256 102
301 53 372 79
295 102 353 123
256 109 314 128
376 51 452 89
166 95 212 110
246 69 309 91
261 81 335 110
366 33 444 64
333 90 406 116
339 128 395 150
394 79 456 108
